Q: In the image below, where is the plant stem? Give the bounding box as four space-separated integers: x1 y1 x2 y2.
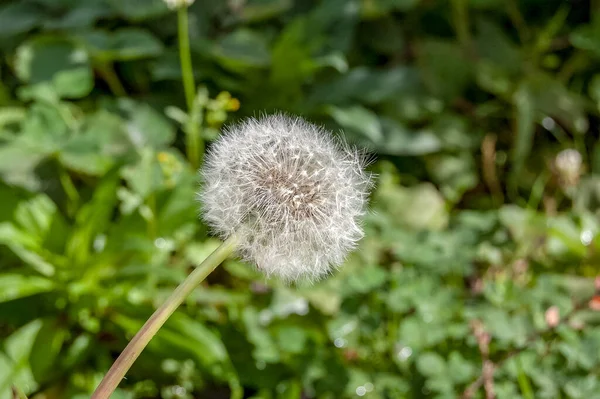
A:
58 165 79 215
186 95 204 169
451 0 473 56
177 6 202 169
91 234 239 399
178 6 196 111
97 61 126 97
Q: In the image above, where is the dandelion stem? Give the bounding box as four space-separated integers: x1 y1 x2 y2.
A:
91 233 239 399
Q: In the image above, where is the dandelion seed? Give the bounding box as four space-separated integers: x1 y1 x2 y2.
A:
199 114 373 282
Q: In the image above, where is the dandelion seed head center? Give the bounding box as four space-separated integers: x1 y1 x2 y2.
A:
247 148 333 221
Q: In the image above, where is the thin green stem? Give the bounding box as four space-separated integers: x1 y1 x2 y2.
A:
97 61 126 97
178 6 196 110
515 356 535 399
451 0 473 56
58 166 79 215
91 234 239 399
177 6 202 169
186 95 204 169
506 0 529 44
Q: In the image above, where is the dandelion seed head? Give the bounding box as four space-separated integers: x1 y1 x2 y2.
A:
199 114 372 282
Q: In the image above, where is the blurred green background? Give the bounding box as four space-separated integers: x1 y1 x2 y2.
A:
1 0 600 398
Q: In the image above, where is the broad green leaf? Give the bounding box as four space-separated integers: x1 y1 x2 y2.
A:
343 265 387 294
0 275 54 303
426 153 478 203
0 194 68 275
474 18 521 75
19 102 70 152
0 3 42 37
211 29 271 69
327 105 383 145
0 320 42 397
163 313 230 365
121 148 163 198
0 107 26 129
308 66 420 105
238 0 293 22
43 2 112 30
571 21 600 58
113 312 234 381
242 307 280 363
417 39 472 102
66 172 119 265
416 352 446 377
29 319 66 383
14 37 93 99
374 174 448 231
118 99 175 149
378 117 442 155
60 334 92 370
361 0 419 18
0 229 55 276
81 28 163 61
107 0 170 21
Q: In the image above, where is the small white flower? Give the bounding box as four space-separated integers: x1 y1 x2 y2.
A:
199 114 373 282
554 148 582 187
163 0 195 9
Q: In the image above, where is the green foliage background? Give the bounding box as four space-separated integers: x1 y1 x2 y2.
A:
1 0 600 398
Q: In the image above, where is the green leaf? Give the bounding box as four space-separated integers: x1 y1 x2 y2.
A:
118 99 175 149
417 352 446 376
164 314 231 365
344 265 387 294
0 320 43 396
66 172 119 265
417 39 472 102
14 37 93 99
0 275 54 303
308 66 420 105
0 3 42 37
81 29 163 61
243 307 280 363
29 319 66 383
211 29 271 69
571 21 600 58
121 148 163 198
374 176 448 231
107 0 170 21
0 194 68 276
43 2 112 30
275 326 308 354
327 105 384 145
18 102 70 152
238 0 293 22
361 0 419 18
61 334 92 370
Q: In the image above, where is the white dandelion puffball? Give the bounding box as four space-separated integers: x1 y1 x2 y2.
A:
199 114 373 282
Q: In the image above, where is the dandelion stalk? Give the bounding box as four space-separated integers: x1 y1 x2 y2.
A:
91 234 238 399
